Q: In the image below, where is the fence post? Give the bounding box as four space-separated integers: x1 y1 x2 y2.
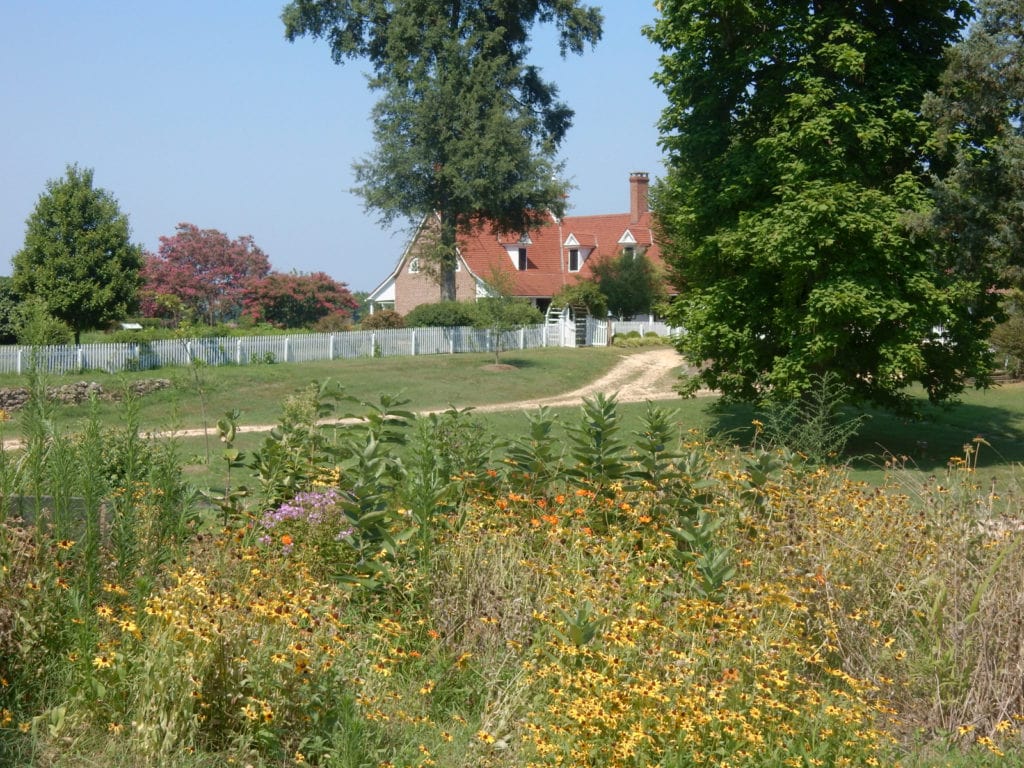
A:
16 348 22 375
411 329 416 356
236 339 243 365
329 334 335 360
371 332 377 357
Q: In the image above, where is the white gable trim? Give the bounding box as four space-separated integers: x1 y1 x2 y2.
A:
563 233 580 247
618 229 638 246
368 276 396 303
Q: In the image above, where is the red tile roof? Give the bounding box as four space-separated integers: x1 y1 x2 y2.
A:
457 209 663 299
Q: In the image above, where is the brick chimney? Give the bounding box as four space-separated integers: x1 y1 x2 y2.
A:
629 171 649 224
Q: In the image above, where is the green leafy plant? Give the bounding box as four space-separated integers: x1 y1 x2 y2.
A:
201 409 249 527
565 393 629 501
756 372 868 464
667 509 736 599
502 406 564 495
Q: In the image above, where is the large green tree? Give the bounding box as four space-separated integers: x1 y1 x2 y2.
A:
590 249 665 320
924 0 1023 289
647 1 994 411
12 164 143 345
282 0 602 301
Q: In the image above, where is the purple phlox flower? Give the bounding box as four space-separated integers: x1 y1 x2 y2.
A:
258 487 346 535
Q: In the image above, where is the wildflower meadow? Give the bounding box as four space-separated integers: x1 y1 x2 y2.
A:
1 373 1022 767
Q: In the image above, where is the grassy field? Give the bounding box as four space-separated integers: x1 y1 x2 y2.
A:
0 346 629 437
6 346 1024 495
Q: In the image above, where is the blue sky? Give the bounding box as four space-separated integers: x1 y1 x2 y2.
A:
0 2 667 292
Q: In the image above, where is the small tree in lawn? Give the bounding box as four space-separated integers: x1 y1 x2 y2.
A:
140 223 271 325
475 269 542 363
243 271 359 329
12 164 143 345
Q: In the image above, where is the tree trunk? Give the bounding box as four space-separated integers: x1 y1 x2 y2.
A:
438 214 458 302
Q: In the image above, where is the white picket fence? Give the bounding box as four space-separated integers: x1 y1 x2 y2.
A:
611 320 680 338
0 318 626 375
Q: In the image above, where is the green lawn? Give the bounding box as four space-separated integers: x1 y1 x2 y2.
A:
0 346 630 438
6 347 1024 499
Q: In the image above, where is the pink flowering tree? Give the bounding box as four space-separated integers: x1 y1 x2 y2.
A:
140 223 271 325
242 271 358 329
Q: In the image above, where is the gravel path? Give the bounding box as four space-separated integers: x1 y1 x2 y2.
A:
467 347 689 413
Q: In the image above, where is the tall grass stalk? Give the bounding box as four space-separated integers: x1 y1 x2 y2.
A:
77 399 107 600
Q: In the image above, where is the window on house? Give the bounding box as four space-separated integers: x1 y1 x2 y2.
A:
569 248 580 272
518 247 528 270
408 257 420 273
623 246 636 260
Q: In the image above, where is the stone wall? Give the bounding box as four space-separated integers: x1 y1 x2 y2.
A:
0 379 171 413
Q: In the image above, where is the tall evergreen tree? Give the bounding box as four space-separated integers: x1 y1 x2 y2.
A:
647 1 993 411
924 0 1024 289
12 164 143 345
282 0 602 300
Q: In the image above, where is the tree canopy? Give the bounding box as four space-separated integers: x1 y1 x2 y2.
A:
924 0 1024 290
140 223 271 325
647 0 994 411
12 164 143 345
282 0 602 301
590 249 665 320
243 271 359 329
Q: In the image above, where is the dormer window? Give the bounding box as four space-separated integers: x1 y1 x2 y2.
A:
518 247 528 271
618 230 639 257
569 248 581 272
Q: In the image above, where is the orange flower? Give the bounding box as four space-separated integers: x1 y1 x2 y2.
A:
280 534 293 546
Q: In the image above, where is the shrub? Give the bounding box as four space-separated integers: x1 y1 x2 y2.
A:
15 298 73 346
312 311 352 333
360 309 405 330
990 314 1024 377
612 331 667 347
551 280 608 318
404 300 479 328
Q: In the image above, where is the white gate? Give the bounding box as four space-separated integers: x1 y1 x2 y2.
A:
545 305 578 347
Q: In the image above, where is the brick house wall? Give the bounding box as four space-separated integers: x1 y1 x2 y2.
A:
392 259 478 315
